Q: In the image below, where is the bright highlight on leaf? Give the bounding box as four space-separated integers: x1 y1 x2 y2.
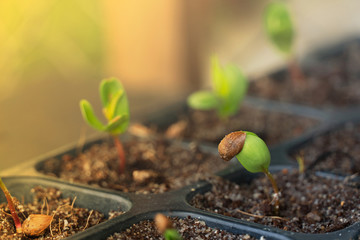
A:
187 56 248 118
264 1 294 56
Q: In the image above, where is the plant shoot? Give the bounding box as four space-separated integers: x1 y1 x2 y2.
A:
79 77 130 173
218 131 280 214
0 177 53 236
187 56 248 118
155 213 183 240
264 1 304 85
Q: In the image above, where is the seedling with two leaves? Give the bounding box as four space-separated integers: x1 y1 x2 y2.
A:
80 78 130 174
218 131 280 215
187 56 248 119
264 1 305 86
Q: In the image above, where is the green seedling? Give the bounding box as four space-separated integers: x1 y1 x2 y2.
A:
264 1 304 85
155 213 183 240
79 77 130 174
218 131 280 214
0 177 53 236
187 56 248 119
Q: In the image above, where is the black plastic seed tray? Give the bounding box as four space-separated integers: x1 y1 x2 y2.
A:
1 39 360 239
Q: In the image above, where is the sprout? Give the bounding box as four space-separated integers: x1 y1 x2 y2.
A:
0 177 53 236
218 131 280 214
0 177 22 233
264 1 294 57
264 1 304 85
187 56 248 119
79 77 130 173
155 214 183 240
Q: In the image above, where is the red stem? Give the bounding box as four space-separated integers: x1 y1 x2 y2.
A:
113 136 126 174
288 59 305 87
0 178 22 233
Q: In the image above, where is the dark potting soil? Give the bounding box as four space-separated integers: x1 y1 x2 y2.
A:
0 186 122 240
190 169 360 233
107 216 261 240
40 136 227 194
292 122 360 175
156 105 317 146
248 41 360 107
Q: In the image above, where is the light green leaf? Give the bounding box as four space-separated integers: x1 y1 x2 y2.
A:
235 132 271 173
164 229 183 240
187 91 219 110
211 56 230 99
264 2 294 55
100 77 122 109
105 114 129 135
103 90 123 120
100 78 129 121
79 99 105 131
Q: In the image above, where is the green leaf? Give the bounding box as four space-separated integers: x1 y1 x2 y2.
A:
209 56 248 118
235 132 271 173
103 90 124 120
218 64 248 117
187 91 219 110
164 229 183 240
211 56 230 100
79 100 105 131
105 114 129 135
100 78 129 120
264 2 294 55
100 77 121 109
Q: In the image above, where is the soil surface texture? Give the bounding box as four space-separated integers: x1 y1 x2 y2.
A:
155 105 317 146
292 122 360 175
0 186 121 239
249 41 360 108
190 169 360 233
40 136 227 194
107 216 260 240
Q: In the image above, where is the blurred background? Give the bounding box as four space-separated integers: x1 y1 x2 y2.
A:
1 0 360 170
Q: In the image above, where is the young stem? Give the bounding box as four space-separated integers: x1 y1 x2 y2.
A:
288 59 305 87
0 178 23 233
113 136 126 174
262 168 280 215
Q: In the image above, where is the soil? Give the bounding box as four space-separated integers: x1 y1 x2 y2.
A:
248 41 360 108
40 136 227 194
153 105 318 146
0 186 122 240
107 216 261 240
190 169 360 233
292 122 360 175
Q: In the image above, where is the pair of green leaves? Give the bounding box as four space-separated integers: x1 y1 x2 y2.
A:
187 56 248 118
80 78 129 135
264 1 294 56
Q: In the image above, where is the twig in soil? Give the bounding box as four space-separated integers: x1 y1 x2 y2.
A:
83 210 94 231
236 209 289 221
1 208 12 217
71 196 77 210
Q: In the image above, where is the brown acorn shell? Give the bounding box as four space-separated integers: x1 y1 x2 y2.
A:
218 131 246 161
22 214 53 236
